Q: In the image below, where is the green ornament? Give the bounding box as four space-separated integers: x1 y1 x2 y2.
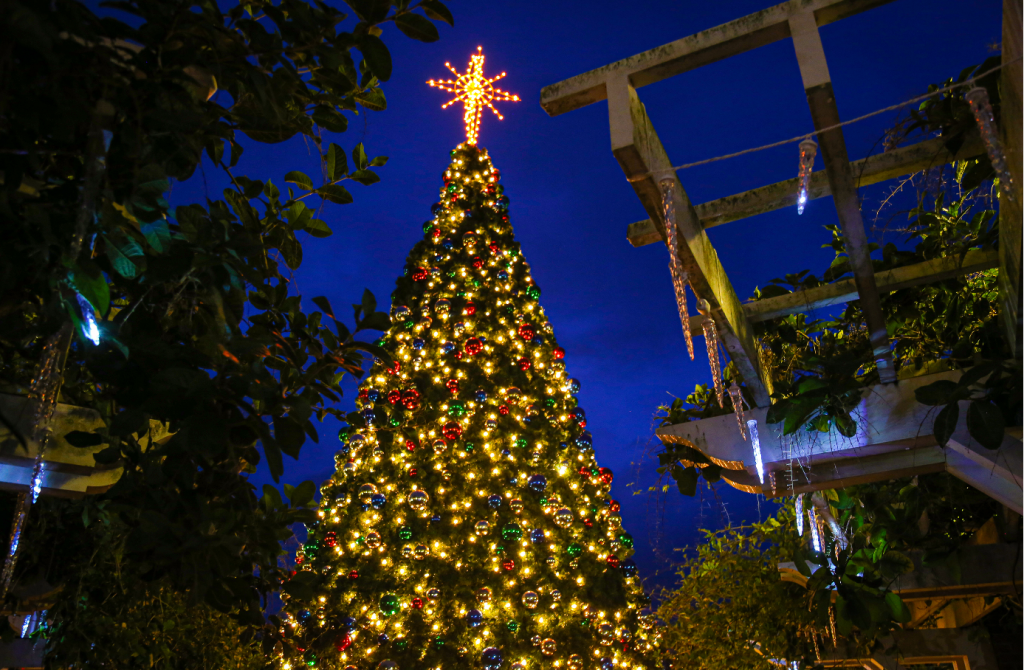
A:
304 650 318 666
507 620 519 632
398 526 413 541
543 397 556 408
501 523 522 542
338 428 350 442
539 497 547 507
397 639 409 651
303 541 319 558
618 533 634 548
356 535 365 545
514 437 527 449
447 271 457 278
566 542 583 557
404 320 415 330
580 617 590 627
472 279 481 288
495 544 505 555
527 286 541 299
379 594 400 617
433 636 445 649
447 184 457 193
448 402 466 418
389 415 401 427
456 290 467 298
465 442 475 452
423 222 434 234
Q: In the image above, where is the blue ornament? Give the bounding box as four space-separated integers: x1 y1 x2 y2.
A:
442 341 456 354
532 337 543 346
529 528 545 544
442 237 454 250
481 646 503 670
568 378 581 394
341 616 357 631
434 253 444 262
528 474 547 494
297 609 312 624
475 389 488 402
371 493 387 509
431 202 444 215
361 503 370 512
508 475 519 486
412 338 425 350
431 514 442 524
598 658 614 670
558 441 568 450
361 408 375 424
497 270 509 281
487 495 503 510
378 632 390 645
572 408 586 423
338 444 351 456
479 336 487 343
621 559 638 578
368 389 381 402
574 431 593 451
467 609 484 628
501 449 511 458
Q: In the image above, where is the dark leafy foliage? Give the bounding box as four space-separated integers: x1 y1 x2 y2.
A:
0 0 453 661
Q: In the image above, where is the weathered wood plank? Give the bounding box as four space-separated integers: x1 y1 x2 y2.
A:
789 10 896 382
626 134 986 247
540 0 896 117
607 74 773 405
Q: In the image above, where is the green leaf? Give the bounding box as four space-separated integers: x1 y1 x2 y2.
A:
285 202 312 230
287 480 316 508
282 570 321 601
352 143 368 171
69 261 111 316
105 234 145 279
64 431 105 448
671 465 698 496
878 549 915 578
966 400 1005 449
262 484 284 511
93 445 122 465
934 402 959 447
141 220 171 253
317 183 353 205
915 379 960 406
369 155 388 167
312 105 349 133
273 416 306 458
354 87 387 111
305 218 333 238
394 12 440 41
349 169 380 186
284 171 314 191
835 412 857 438
885 591 912 623
356 33 392 82
327 143 348 181
420 0 454 26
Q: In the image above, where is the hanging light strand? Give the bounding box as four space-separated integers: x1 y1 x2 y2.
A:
727 381 746 439
796 139 818 214
964 86 1016 201
795 494 805 537
659 179 694 360
696 299 724 407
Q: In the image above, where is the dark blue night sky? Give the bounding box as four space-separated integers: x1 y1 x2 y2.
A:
170 0 1003 594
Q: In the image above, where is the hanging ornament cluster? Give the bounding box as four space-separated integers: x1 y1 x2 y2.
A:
796 138 818 215
964 86 1015 201
659 179 695 361
696 299 724 408
276 70 659 670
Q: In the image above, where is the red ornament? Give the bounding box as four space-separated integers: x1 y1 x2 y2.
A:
610 500 621 513
578 465 590 478
442 421 463 440
464 338 483 355
583 518 593 528
295 555 304 565
384 360 401 376
502 558 516 572
599 467 614 485
387 389 402 405
488 241 499 255
446 379 459 394
454 351 464 360
358 389 370 402
498 405 510 416
408 467 418 478
517 323 535 341
412 267 428 281
606 555 620 569
431 228 441 239
335 633 352 651
348 570 359 580
472 257 484 269
517 357 531 371
552 347 565 360
401 389 421 410
465 301 477 315
411 597 424 609
323 531 338 548
405 439 417 452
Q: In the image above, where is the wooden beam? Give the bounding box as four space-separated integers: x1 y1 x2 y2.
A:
607 74 772 405
1001 0 1022 359
744 248 999 322
789 10 896 383
818 628 1000 670
656 368 1024 512
540 0 896 117
626 134 987 247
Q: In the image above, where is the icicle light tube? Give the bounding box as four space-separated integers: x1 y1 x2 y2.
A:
746 419 763 485
795 495 805 536
796 139 818 215
659 179 694 360
964 86 1015 201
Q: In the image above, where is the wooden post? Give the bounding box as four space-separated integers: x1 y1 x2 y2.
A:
789 10 897 383
1001 0 1022 359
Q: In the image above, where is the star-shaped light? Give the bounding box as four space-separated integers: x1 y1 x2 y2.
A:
427 46 519 145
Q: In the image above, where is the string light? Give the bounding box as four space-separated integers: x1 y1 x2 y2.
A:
428 47 520 145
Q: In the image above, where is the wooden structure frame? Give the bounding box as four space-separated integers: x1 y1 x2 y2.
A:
541 0 1023 404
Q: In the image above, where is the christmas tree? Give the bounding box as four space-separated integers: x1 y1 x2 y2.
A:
279 49 659 670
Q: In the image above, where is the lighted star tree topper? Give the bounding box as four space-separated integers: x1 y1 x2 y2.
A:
428 47 520 145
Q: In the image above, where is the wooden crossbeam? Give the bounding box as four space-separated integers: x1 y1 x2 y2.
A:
606 74 772 406
626 134 986 247
789 10 897 383
540 0 896 117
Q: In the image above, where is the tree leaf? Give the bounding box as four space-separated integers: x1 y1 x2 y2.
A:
287 480 316 508
884 591 912 623
105 234 145 279
394 12 440 42
369 155 388 167
354 87 387 111
69 260 111 316
356 33 392 82
349 169 380 186
273 416 306 459
352 143 368 171
934 402 959 447
877 549 915 578
305 218 333 238
419 0 454 26
64 430 106 448
317 184 353 205
284 171 314 191
966 400 1005 449
914 379 959 406
327 143 348 181
671 465 698 497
